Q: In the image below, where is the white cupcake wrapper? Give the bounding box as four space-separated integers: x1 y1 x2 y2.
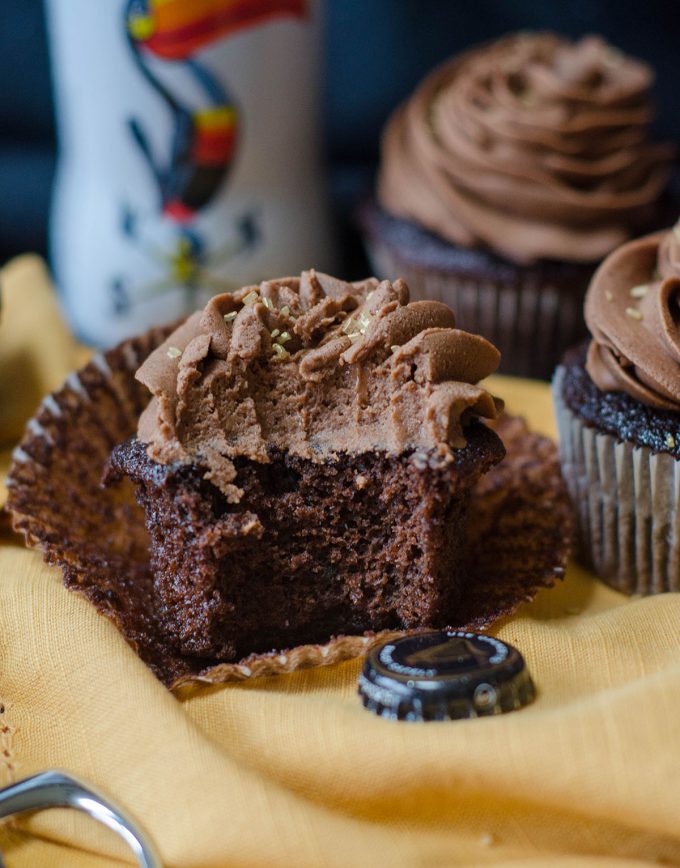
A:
364 239 588 380
552 366 680 594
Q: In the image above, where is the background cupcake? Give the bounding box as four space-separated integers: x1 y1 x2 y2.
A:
360 32 675 379
553 222 680 594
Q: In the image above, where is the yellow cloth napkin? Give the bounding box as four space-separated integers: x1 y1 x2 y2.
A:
0 256 85 445
1 258 680 867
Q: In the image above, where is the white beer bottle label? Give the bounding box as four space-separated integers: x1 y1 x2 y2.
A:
47 0 334 346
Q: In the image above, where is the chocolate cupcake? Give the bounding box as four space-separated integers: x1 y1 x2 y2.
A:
106 271 506 663
7 280 573 687
553 223 680 594
360 33 675 379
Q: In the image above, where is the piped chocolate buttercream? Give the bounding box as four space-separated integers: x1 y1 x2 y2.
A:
378 33 673 264
585 225 680 410
136 271 502 501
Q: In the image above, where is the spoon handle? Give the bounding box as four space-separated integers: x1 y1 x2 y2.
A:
0 770 161 867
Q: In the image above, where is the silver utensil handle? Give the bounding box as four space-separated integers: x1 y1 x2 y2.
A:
0 770 161 867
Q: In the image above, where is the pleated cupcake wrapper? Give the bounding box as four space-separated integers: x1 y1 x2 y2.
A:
7 325 573 689
552 366 680 594
365 238 589 381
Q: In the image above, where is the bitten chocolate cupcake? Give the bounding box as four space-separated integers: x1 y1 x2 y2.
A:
106 271 505 663
7 267 574 686
553 223 680 594
360 33 675 379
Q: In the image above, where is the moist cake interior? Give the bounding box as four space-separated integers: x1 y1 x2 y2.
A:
108 423 503 662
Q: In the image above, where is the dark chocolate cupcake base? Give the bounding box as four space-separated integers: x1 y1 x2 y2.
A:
553 345 680 594
558 343 680 458
6 327 573 689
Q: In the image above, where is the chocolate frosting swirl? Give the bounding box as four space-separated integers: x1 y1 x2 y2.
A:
585 225 680 410
378 33 673 265
136 272 502 501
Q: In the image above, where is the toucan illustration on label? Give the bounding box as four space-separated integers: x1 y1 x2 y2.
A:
114 0 307 313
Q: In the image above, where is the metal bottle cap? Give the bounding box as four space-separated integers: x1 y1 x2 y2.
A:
358 631 535 721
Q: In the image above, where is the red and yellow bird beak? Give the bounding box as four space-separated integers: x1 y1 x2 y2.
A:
127 0 307 59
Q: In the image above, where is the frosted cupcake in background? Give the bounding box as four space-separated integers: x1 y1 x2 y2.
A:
360 33 675 379
553 222 680 594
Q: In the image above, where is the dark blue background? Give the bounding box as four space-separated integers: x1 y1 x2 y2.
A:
1 0 678 273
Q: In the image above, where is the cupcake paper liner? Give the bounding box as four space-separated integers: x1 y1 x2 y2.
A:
553 366 680 594
365 237 590 381
6 326 573 690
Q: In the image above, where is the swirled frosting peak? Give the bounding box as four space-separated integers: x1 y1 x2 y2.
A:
136 272 502 501
378 33 673 264
585 225 680 409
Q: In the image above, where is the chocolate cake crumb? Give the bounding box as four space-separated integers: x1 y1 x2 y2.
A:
107 424 504 662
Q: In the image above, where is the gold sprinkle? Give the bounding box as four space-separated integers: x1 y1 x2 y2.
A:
625 307 643 320
280 305 290 317
390 345 400 354
666 433 676 449
262 296 274 309
366 290 375 301
358 311 372 332
277 331 291 345
341 317 355 334
166 346 181 359
630 284 649 299
348 331 362 343
270 328 280 339
242 290 259 305
272 343 290 359
223 311 237 322
605 290 613 302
